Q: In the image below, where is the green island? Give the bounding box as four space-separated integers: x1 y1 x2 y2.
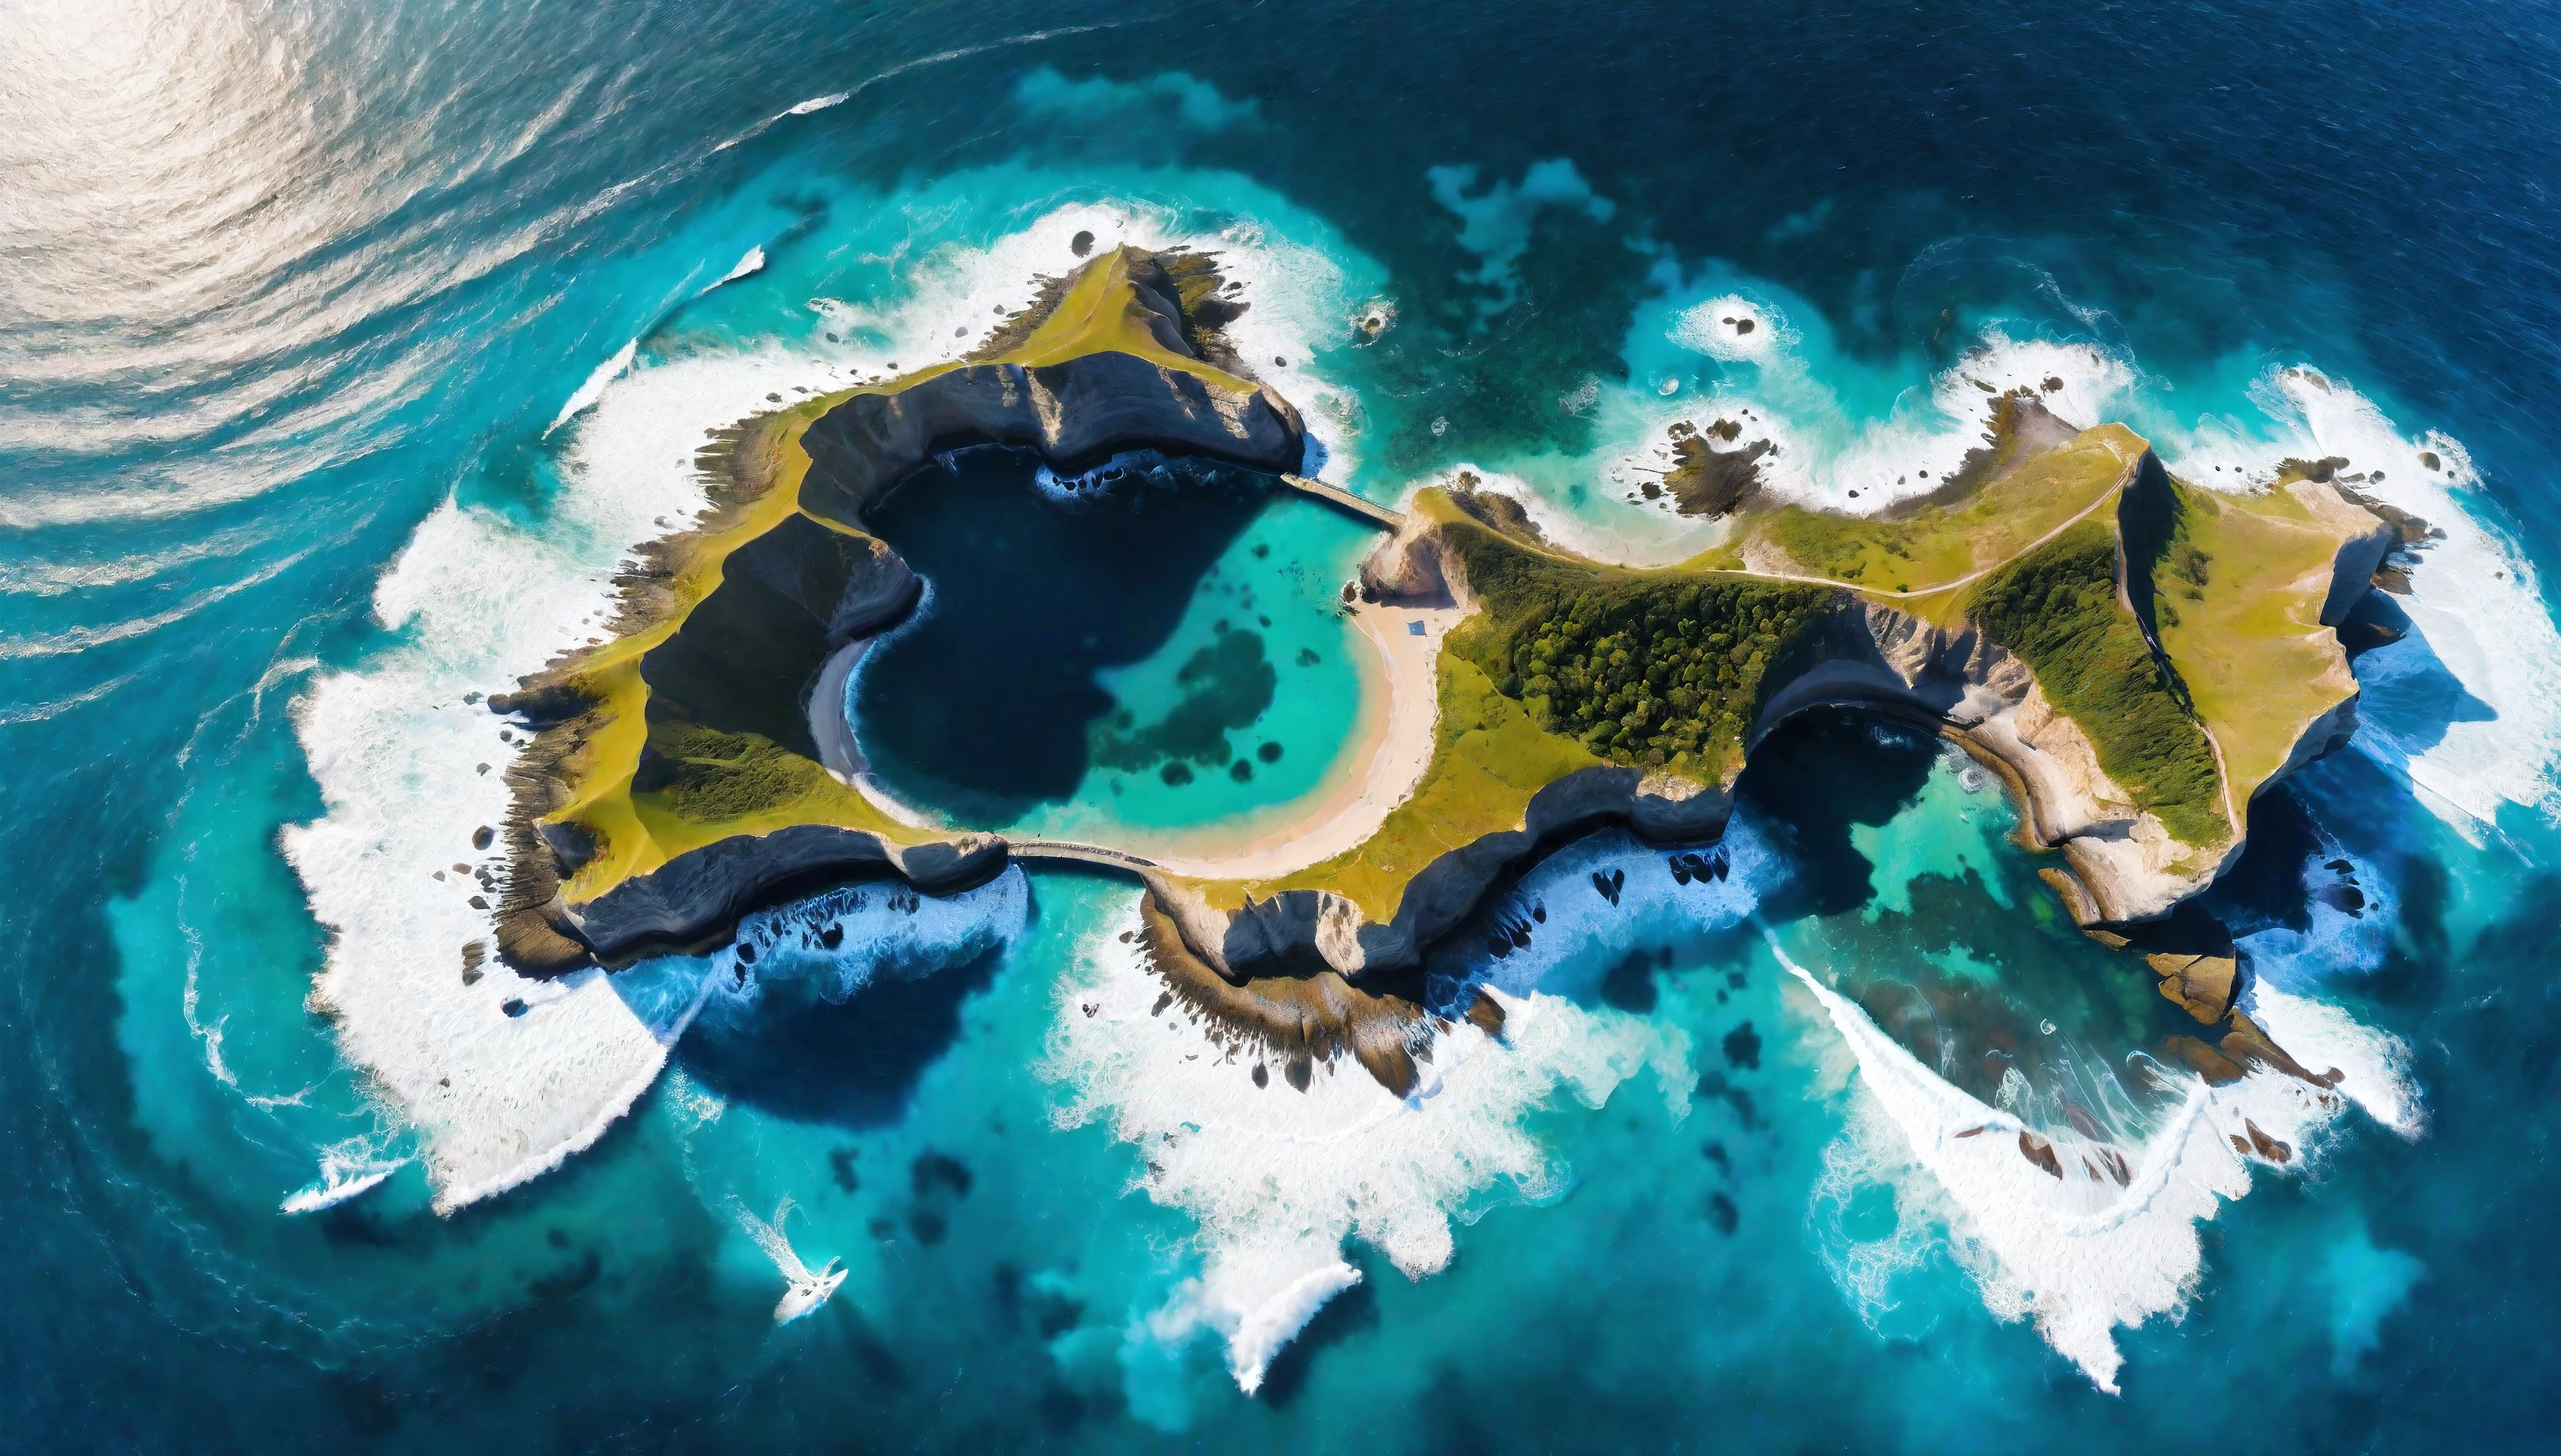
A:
486 245 2408 1098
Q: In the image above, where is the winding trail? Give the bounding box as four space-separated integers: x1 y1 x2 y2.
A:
1710 440 2137 601
976 451 2154 886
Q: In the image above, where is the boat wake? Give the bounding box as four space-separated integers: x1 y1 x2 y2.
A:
279 1150 407 1215
735 1197 846 1324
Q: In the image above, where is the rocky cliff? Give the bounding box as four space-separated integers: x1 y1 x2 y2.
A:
488 246 1303 972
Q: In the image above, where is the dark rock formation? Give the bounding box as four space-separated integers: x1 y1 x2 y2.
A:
797 352 1302 527
490 249 1302 975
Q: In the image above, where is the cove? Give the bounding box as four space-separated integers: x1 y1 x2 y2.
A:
849 448 1367 834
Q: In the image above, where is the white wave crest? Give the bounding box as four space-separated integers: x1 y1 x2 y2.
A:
697 869 1030 1019
1046 909 1680 1394
545 338 636 436
1465 824 1773 1000
284 344 829 1212
712 246 766 289
1774 929 2378 1393
279 1152 405 1215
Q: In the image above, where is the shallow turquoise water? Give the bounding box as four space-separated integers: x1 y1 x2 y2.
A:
13 3 2561 1449
847 450 1376 847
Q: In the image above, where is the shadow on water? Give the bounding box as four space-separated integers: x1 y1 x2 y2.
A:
1731 707 1943 921
1256 1261 1381 1407
852 447 1278 823
672 945 1003 1128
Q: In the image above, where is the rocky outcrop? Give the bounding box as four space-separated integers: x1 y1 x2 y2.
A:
1776 604 2237 926
2149 951 2239 1024
1132 889 1476 1099
1150 766 1732 981
798 351 1304 527
1142 457 2393 988
568 825 1007 963
490 247 1305 975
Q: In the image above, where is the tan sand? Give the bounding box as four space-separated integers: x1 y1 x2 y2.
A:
1145 597 1464 879
809 595 1463 876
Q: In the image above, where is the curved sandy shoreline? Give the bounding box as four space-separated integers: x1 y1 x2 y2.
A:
810 591 1454 876
1145 597 1460 879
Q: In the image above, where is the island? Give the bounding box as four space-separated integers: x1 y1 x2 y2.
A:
486 244 2417 1106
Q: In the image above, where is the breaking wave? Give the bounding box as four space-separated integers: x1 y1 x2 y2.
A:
1045 902 1684 1394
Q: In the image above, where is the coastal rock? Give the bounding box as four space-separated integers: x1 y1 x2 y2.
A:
488 247 1304 974
1135 889 1432 1097
1152 764 1732 981
559 825 1006 964
798 350 1304 527
1146 437 2392 982
2147 951 2238 1024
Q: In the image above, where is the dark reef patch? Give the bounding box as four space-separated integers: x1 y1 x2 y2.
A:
1092 624 1277 774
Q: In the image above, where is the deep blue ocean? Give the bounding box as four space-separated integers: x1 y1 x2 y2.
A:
8 3 2561 1450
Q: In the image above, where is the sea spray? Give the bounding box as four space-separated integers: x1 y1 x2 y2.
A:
2234 849 2424 1138
697 869 1031 1020
286 345 822 1212
1446 823 1776 1004
1769 925 2395 1392
734 1196 848 1324
545 338 637 436
1046 902 1682 1394
289 183 1395 1212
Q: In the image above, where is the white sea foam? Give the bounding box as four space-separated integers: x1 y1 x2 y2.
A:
736 1196 847 1324
695 869 1030 1020
279 1153 404 1215
803 194 1370 483
2139 365 2561 831
544 338 636 436
1668 293 1795 366
286 194 1365 1211
1565 302 2138 566
1775 928 2387 1393
711 246 766 289
1467 824 1773 1005
1047 905 1680 1394
2255 370 2560 830
2233 850 2424 1138
285 343 839 1212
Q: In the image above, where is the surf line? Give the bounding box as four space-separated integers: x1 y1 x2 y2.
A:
1759 919 2203 1237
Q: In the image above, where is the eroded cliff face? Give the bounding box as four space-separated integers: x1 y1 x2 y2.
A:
488 247 1305 973
1149 452 2392 987
1147 764 1732 982
798 352 1304 526
490 250 2395 1105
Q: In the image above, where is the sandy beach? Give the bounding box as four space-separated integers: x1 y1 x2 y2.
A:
810 591 1464 875
1143 596 1463 879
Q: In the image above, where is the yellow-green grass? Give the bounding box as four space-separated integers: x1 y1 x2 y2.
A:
985 247 1257 392
540 247 1243 904
2149 477 2363 803
1739 424 2141 624
1184 494 1827 921
1186 654 1604 921
540 398 915 903
1963 517 2227 847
